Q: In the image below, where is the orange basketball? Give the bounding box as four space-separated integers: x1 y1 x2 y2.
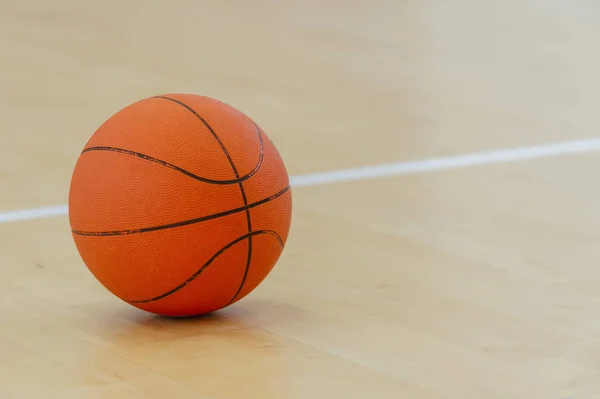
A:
68 94 292 317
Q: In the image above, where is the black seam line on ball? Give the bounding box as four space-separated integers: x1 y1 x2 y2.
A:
125 230 283 304
153 95 255 307
71 185 290 237
153 95 255 304
81 123 263 185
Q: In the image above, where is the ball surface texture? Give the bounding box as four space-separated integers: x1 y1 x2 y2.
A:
68 94 292 316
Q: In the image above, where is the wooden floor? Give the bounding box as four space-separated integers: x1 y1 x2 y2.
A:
2 0 600 398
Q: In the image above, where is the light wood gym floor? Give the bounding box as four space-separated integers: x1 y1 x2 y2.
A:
1 1 600 398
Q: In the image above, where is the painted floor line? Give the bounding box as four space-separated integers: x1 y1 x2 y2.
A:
2 137 600 225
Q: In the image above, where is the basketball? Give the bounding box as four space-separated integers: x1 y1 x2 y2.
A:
68 94 292 317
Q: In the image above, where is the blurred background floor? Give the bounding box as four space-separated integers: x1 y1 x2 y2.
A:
1 0 600 398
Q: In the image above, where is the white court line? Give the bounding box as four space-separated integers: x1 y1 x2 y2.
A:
0 204 69 224
2 137 600 225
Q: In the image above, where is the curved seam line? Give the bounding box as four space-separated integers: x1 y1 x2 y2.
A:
153 96 255 305
125 230 284 304
81 122 263 185
71 186 290 237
